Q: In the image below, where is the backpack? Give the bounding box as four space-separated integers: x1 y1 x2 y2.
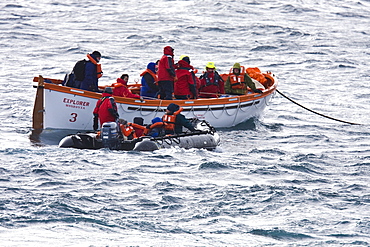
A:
73 59 87 81
63 73 75 87
62 59 87 88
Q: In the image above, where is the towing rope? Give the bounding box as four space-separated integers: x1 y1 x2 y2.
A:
276 89 362 125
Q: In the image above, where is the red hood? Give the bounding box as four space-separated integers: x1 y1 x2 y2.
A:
116 78 127 86
177 59 191 68
164 46 174 56
101 92 112 97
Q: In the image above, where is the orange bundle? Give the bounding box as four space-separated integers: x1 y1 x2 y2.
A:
246 67 267 84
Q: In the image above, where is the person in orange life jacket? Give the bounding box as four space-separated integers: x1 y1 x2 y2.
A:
199 62 225 98
118 119 135 140
112 74 143 101
116 119 143 140
132 117 145 137
225 63 263 95
157 46 177 100
174 56 198 100
93 87 119 131
140 62 159 98
162 103 195 135
117 118 147 140
79 51 103 92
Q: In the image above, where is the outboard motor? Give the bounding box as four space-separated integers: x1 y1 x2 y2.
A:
101 122 120 149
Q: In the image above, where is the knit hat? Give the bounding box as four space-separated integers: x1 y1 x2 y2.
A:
134 117 144 125
103 87 113 94
181 56 190 64
167 103 180 113
233 63 241 69
92 51 101 57
151 117 162 124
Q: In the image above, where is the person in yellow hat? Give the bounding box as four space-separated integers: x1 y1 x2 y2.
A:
225 63 263 95
198 62 224 98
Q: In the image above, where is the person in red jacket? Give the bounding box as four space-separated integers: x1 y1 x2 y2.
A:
157 46 177 100
93 87 119 130
199 62 225 98
112 74 143 100
174 56 198 99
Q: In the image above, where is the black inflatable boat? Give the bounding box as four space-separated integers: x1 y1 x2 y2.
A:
58 119 220 151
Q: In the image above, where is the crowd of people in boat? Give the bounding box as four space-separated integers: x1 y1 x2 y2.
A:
93 86 196 140
63 47 272 100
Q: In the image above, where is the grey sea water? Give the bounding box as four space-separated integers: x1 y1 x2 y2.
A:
1 0 370 246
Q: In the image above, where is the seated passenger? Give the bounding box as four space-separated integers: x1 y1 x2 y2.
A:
162 103 195 135
118 118 146 140
132 117 145 137
140 62 159 99
118 119 136 140
146 117 166 137
225 63 263 95
199 62 224 98
112 74 143 100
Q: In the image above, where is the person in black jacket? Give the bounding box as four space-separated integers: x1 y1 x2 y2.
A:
162 103 195 134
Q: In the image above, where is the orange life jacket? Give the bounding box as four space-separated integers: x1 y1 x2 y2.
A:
130 123 147 130
143 121 166 135
140 69 158 83
87 54 103 79
120 122 147 138
162 107 183 131
228 66 247 89
120 124 136 138
229 74 246 89
112 82 124 88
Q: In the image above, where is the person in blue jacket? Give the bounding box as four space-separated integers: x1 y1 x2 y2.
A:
147 117 165 137
140 62 159 98
79 51 103 92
